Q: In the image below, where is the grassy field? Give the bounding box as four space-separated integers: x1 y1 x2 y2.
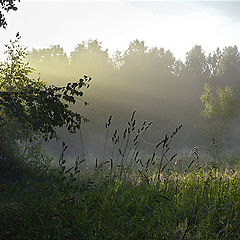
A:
1 153 240 240
1 114 240 239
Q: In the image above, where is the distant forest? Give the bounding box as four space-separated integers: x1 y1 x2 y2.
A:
26 40 240 159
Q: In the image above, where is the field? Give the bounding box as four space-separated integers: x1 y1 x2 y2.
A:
1 134 240 239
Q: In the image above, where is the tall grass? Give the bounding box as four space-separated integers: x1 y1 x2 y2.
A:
1 112 240 239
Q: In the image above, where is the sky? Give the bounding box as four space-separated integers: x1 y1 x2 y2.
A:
1 1 240 60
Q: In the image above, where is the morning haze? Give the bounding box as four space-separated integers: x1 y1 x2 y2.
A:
2 1 240 238
26 38 240 160
1 1 239 159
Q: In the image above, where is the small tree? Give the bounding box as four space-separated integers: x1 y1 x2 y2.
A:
200 82 239 155
0 34 91 167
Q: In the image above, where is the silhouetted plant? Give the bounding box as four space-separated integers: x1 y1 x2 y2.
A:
0 34 91 171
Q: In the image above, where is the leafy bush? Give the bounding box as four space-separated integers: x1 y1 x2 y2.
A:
0 34 90 174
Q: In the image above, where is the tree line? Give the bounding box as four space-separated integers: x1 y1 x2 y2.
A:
24 39 240 157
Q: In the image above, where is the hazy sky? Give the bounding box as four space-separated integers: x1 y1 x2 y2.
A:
1 1 240 60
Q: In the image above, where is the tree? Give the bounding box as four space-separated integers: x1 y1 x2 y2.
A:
124 40 147 56
111 50 124 70
221 46 240 69
147 47 175 77
219 46 240 87
0 35 91 166
69 40 112 79
0 0 20 28
27 45 69 86
185 45 208 77
200 82 240 154
206 48 223 79
122 40 148 70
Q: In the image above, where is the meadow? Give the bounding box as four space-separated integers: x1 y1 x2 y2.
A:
1 112 240 240
1 29 240 240
2 2 240 239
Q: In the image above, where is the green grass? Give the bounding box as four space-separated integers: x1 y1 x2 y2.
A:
1 112 240 239
1 162 240 239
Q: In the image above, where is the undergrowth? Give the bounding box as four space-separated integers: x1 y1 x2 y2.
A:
1 112 240 239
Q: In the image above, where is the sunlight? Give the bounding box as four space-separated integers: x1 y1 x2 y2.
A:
0 1 239 60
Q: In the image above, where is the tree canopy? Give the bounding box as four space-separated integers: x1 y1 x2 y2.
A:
18 38 240 155
0 34 91 144
0 0 20 28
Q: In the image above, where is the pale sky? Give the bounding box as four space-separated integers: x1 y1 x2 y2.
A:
1 1 240 60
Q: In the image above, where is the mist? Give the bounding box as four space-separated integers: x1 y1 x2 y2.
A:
24 40 240 161
3 2 240 238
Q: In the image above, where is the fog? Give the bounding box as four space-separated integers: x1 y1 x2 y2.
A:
25 40 240 161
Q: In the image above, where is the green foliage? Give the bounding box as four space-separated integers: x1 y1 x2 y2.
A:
185 45 207 75
201 83 239 121
0 35 91 177
1 111 240 239
0 0 20 28
0 35 90 142
1 155 240 239
24 39 240 157
200 82 240 153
